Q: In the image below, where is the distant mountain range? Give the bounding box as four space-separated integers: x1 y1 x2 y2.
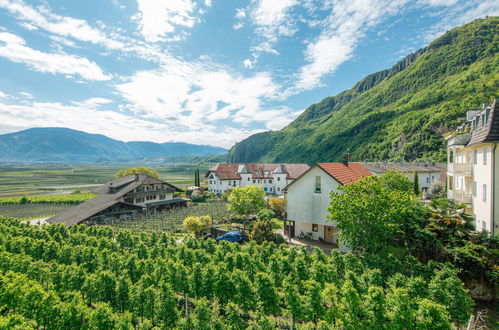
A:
228 17 499 164
0 127 227 163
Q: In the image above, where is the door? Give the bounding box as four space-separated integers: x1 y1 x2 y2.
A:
324 226 333 244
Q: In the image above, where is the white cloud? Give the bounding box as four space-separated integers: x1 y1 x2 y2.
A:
248 0 298 55
0 0 124 49
134 0 199 42
294 0 409 91
0 98 265 148
243 59 254 68
420 0 458 6
0 32 111 81
0 90 6 98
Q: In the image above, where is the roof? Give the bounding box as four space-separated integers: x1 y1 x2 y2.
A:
205 163 310 180
361 162 446 174
284 162 373 191
467 100 499 146
48 174 180 226
317 162 373 185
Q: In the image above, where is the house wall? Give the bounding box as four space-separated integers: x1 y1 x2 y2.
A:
471 144 494 232
207 170 291 196
494 143 499 234
286 166 340 226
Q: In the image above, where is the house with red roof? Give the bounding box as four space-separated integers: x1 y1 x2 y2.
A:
284 159 373 251
205 163 310 195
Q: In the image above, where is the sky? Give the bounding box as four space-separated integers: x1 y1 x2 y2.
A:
0 0 497 148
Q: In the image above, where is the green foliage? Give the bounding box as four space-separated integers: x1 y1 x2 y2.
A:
268 197 286 218
256 209 275 221
227 185 266 216
428 181 446 199
0 217 474 328
381 169 413 193
250 219 273 244
413 172 420 195
183 215 212 237
115 166 159 179
328 174 424 253
425 198 474 242
229 17 499 163
0 193 96 205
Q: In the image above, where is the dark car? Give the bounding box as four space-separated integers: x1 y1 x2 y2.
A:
215 231 244 243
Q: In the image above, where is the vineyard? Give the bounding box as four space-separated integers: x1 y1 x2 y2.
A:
0 217 473 329
111 201 236 233
0 192 96 205
0 203 71 220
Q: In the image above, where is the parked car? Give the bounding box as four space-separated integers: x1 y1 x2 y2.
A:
216 231 244 243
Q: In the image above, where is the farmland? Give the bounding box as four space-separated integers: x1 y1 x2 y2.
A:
111 201 235 233
0 203 72 220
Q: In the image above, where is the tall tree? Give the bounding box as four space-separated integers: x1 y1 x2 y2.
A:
115 166 159 179
227 186 266 217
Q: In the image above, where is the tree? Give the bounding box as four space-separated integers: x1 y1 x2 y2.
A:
227 186 266 217
268 197 286 218
183 216 212 237
381 170 413 193
328 174 424 253
425 198 474 242
115 167 159 179
413 171 420 195
428 182 446 199
250 219 273 244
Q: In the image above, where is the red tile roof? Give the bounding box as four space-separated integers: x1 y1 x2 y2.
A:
206 163 310 180
317 162 373 185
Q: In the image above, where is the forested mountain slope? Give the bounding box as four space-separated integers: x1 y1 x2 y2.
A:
228 17 499 164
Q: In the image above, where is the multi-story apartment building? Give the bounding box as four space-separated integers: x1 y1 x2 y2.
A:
446 101 498 234
205 163 310 195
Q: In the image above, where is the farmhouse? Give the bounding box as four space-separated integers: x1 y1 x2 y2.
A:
446 100 499 234
48 174 187 226
205 163 310 195
284 160 372 251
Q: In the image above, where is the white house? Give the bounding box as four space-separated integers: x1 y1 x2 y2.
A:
362 162 446 192
284 161 373 251
205 163 310 195
446 100 499 234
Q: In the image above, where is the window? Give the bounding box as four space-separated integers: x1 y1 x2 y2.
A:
473 149 477 165
159 194 166 200
483 148 487 165
209 180 212 184
484 108 490 125
277 177 281 181
247 177 250 181
312 224 318 232
315 176 321 193
449 150 454 163
233 180 237 186
269 179 272 183
270 187 273 192
253 179 256 183
482 184 487 202
258 180 261 184
264 187 267 192
472 181 477 197
448 175 453 190
426 177 429 183
135 197 144 203
482 221 487 231
263 180 266 184
277 187 280 191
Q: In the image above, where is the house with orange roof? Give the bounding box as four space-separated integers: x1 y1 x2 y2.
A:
205 163 310 195
284 157 373 251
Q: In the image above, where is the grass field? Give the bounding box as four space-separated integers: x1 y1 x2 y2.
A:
0 164 209 197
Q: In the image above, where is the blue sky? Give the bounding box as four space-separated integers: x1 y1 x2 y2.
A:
0 0 496 148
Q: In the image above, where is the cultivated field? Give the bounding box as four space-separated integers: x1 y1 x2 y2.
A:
0 164 208 197
0 203 71 220
111 201 235 233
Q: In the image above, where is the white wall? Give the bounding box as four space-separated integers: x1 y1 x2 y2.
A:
472 145 494 232
287 166 340 226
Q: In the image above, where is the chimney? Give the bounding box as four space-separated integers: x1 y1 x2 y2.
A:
343 153 351 166
135 174 139 181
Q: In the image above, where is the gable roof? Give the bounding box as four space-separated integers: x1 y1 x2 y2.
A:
48 174 180 226
284 162 373 191
205 163 310 180
361 162 446 174
468 100 499 146
317 163 373 185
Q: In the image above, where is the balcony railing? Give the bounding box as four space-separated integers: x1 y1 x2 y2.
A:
126 187 175 198
453 163 472 175
452 190 472 204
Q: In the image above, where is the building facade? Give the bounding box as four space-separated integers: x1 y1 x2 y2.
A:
362 162 446 192
285 162 372 251
48 174 187 226
205 163 310 195
446 101 499 234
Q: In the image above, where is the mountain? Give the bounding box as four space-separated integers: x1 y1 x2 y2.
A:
228 17 499 164
0 127 227 163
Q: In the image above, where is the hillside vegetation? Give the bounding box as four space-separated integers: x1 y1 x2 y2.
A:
228 17 499 163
